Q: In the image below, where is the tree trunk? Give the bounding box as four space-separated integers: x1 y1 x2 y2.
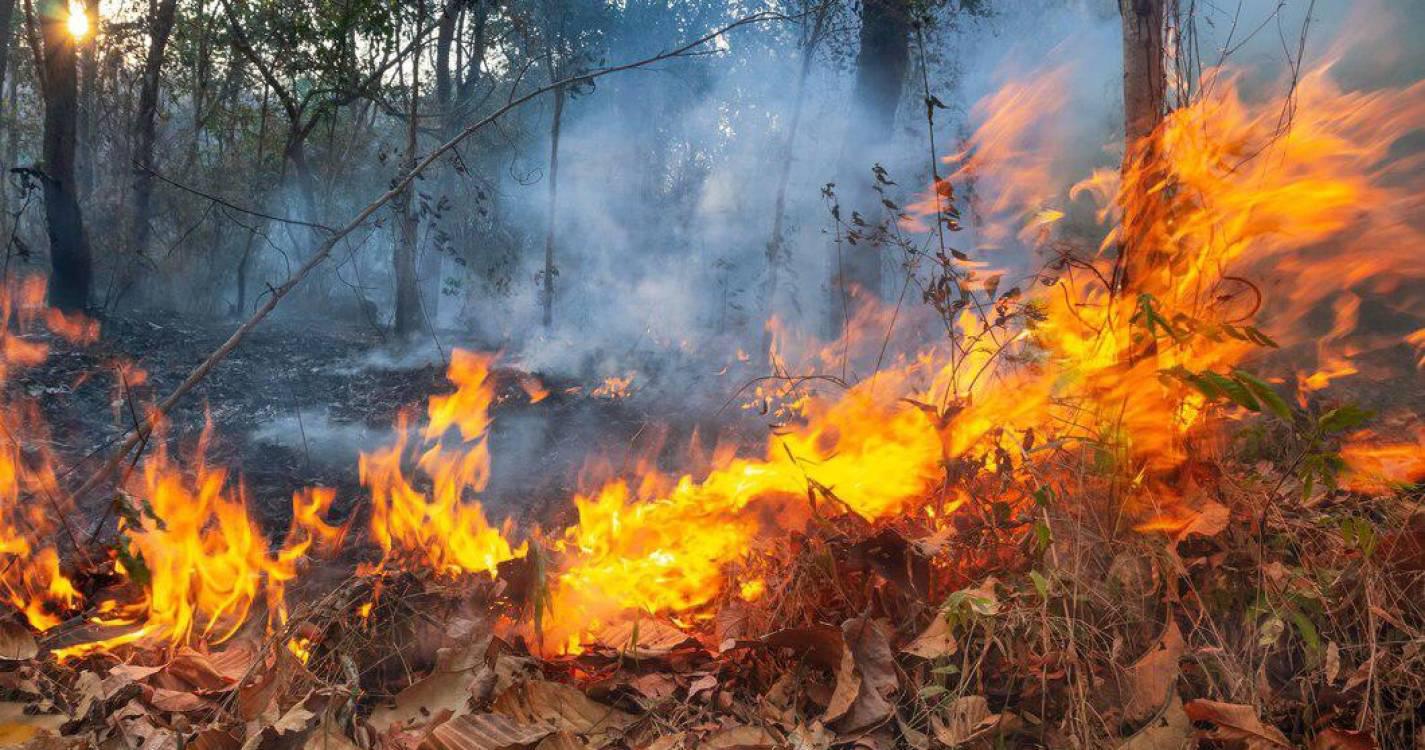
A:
75 0 96 197
541 83 564 329
830 0 910 332
760 3 828 360
393 12 425 338
128 0 179 258
1119 0 1165 149
38 0 91 311
0 0 16 111
1116 0 1166 294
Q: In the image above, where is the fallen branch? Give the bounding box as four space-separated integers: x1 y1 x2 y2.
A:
71 9 789 511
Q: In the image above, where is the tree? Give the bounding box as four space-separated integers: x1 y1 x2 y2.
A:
128 0 180 260
1115 0 1166 294
830 0 911 333
393 2 427 338
37 0 92 311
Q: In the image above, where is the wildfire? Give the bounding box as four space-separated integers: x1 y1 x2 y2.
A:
361 350 524 578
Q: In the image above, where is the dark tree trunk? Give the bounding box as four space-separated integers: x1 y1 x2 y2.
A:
393 10 425 338
830 0 910 331
75 0 95 197
128 0 179 258
38 0 91 311
542 83 563 329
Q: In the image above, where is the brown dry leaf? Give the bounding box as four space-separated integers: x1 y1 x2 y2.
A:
420 712 557 750
1119 695 1191 750
627 674 677 704
207 639 262 682
929 696 998 748
491 681 634 745
686 675 718 700
701 725 779 750
1183 699 1290 748
535 732 587 750
820 644 860 725
373 666 481 732
144 686 211 713
786 721 832 750
638 732 686 750
901 612 956 660
272 697 318 736
895 715 929 750
596 620 696 658
761 626 844 669
0 621 36 662
163 647 237 692
1176 501 1230 541
303 719 363 750
1324 641 1341 685
838 617 897 733
1311 728 1376 750
1125 620 1186 724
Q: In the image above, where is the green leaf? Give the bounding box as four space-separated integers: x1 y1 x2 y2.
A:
931 664 961 675
1318 404 1374 435
1202 371 1260 411
1029 570 1049 599
919 685 949 699
1233 370 1291 420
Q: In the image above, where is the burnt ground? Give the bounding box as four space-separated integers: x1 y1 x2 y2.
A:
18 313 767 543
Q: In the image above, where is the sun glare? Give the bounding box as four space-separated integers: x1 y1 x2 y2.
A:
65 3 89 40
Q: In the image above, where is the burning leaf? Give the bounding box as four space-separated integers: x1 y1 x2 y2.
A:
1124 620 1185 724
595 620 696 658
1182 700 1290 748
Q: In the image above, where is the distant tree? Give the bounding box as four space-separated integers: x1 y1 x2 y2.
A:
37 0 92 311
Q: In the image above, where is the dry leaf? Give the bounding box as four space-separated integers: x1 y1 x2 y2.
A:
929 696 998 747
0 621 37 661
491 681 633 745
1125 620 1185 724
901 612 957 660
701 725 779 749
838 617 897 733
596 620 696 658
420 712 557 750
1176 501 1230 541
374 667 480 732
1119 695 1191 750
535 732 587 750
1183 699 1290 748
1311 727 1377 750
272 698 317 736
1324 641 1341 685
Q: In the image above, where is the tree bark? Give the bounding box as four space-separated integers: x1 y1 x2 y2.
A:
1119 0 1165 149
128 0 179 258
37 0 92 311
75 0 96 197
393 11 425 338
1116 0 1166 294
830 0 910 332
541 79 564 329
0 0 16 111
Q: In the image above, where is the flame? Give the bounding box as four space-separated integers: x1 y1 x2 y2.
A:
591 374 636 400
361 350 524 577
1342 428 1425 493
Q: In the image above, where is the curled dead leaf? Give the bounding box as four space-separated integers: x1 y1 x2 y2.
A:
1183 699 1290 748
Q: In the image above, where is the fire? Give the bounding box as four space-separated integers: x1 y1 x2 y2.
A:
53 422 345 659
361 350 524 577
591 373 636 400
